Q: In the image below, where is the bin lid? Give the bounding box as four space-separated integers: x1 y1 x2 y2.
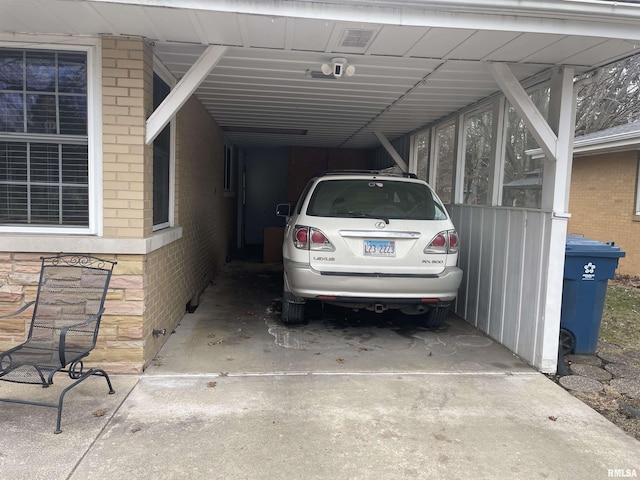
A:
565 235 626 258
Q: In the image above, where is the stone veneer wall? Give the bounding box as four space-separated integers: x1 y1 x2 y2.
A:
0 253 145 373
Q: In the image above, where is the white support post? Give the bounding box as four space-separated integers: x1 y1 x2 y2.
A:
452 114 465 204
538 66 576 373
146 45 228 145
488 96 507 206
374 131 408 172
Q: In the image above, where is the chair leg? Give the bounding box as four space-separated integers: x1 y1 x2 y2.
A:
54 368 116 434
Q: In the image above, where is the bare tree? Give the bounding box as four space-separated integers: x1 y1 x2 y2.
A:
575 56 640 136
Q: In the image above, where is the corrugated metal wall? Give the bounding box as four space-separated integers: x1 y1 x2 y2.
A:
449 204 553 369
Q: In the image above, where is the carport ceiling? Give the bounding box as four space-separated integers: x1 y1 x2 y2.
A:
2 1 640 149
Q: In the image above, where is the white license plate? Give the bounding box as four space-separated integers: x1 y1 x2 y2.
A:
363 239 395 257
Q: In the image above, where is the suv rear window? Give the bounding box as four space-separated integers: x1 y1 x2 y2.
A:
306 179 448 221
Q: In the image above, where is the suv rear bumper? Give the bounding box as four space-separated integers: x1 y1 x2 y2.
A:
285 260 462 303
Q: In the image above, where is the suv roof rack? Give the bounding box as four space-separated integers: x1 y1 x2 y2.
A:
316 169 418 179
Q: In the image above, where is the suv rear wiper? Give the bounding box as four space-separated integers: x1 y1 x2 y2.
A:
346 211 389 224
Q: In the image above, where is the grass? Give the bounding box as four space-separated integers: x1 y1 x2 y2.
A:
600 278 640 354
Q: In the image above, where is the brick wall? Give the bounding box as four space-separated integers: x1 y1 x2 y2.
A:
568 151 640 276
102 36 154 239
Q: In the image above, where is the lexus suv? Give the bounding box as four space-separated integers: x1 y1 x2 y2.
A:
276 170 462 327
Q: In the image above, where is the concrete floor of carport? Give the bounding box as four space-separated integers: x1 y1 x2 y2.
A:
0 258 638 479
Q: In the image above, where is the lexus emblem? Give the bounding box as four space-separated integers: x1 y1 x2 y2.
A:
375 221 386 229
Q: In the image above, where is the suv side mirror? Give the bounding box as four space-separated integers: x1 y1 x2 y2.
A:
276 203 291 217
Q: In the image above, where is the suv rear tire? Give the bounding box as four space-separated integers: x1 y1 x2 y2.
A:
282 288 305 324
422 304 450 328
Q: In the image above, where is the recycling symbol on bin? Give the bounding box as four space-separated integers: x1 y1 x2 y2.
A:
582 262 596 280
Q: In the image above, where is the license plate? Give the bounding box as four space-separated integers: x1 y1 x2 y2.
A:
364 239 395 257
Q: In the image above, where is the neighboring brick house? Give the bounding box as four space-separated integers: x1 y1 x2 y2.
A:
0 37 233 373
567 122 640 276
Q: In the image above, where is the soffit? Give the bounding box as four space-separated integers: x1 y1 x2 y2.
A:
1 0 639 149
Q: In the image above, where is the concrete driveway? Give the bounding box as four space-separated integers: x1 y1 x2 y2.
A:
1 260 638 479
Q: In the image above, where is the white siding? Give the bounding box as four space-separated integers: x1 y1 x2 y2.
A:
450 205 554 370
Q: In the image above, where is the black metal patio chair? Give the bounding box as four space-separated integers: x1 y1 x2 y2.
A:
0 254 116 434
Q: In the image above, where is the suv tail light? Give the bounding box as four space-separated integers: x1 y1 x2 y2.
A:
424 230 459 254
293 226 335 251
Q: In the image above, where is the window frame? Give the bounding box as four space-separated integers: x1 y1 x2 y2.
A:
0 38 101 235
223 143 235 197
152 58 176 232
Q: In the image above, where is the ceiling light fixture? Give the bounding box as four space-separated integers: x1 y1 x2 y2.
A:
320 57 355 78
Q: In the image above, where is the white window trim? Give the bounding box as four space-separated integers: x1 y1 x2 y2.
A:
152 57 177 232
0 35 102 235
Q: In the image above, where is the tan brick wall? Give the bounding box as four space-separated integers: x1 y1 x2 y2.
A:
139 96 231 369
568 151 640 276
102 36 154 239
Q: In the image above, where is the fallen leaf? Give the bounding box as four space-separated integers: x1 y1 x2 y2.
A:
207 381 217 388
357 347 369 352
548 416 558 421
337 358 346 364
219 372 229 377
207 333 216 338
93 408 107 417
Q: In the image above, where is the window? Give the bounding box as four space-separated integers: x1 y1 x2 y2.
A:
462 110 493 205
433 123 455 204
224 144 234 194
412 129 430 182
153 71 172 229
307 179 447 221
502 88 549 209
0 48 90 227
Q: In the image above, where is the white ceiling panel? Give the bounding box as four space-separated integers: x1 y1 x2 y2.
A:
523 36 607 65
561 39 640 67
367 26 429 56
407 28 476 58
2 0 640 149
186 11 244 46
291 18 335 51
242 15 288 49
447 30 522 61
484 33 565 62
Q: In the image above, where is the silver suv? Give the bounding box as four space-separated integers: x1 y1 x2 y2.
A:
276 170 462 327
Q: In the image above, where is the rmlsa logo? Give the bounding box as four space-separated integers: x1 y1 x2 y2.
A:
582 262 596 281
608 468 638 478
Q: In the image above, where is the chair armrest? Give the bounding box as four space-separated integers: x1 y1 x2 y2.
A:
0 301 35 319
58 308 105 366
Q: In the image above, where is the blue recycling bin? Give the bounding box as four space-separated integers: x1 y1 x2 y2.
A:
560 235 625 355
